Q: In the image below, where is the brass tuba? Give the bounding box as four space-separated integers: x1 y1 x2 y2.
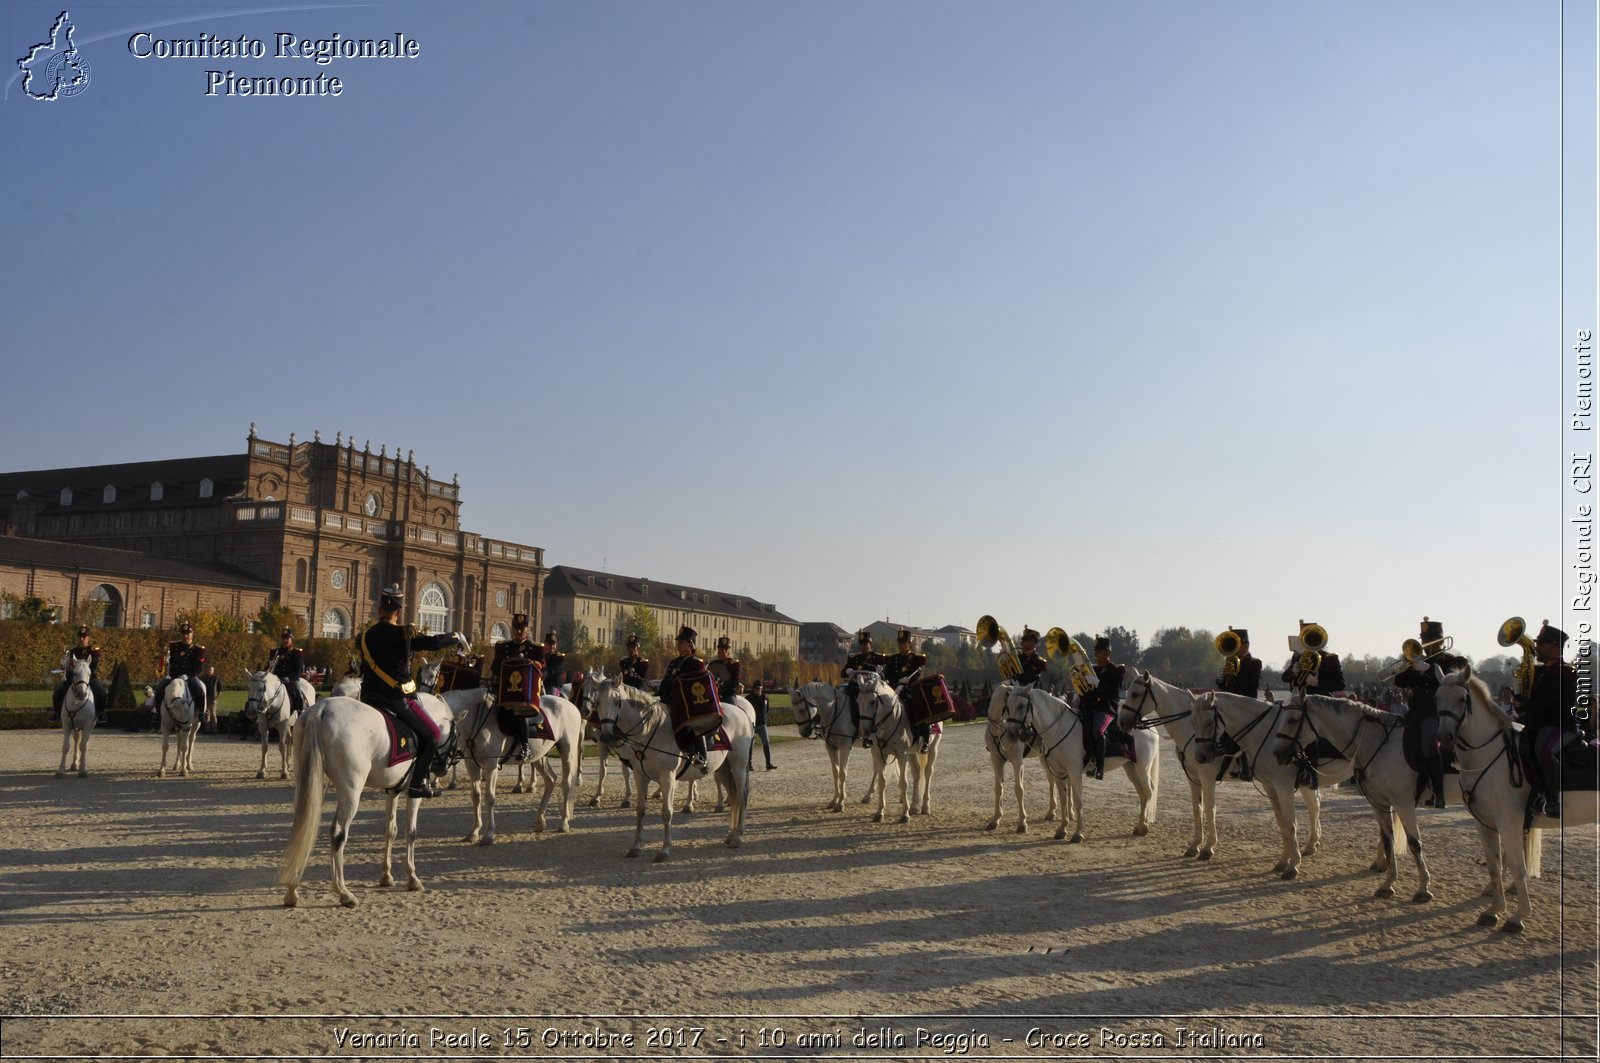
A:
976 615 1022 680
1214 629 1243 681
1291 620 1327 687
1045 626 1097 695
1498 616 1538 699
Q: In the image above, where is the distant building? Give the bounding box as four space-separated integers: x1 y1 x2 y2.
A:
542 565 799 658
799 621 851 663
0 425 544 638
860 620 934 650
926 624 977 650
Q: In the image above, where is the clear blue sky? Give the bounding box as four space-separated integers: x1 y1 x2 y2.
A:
1 1 1580 666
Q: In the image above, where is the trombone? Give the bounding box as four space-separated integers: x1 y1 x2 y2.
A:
976 615 1023 680
1378 633 1456 681
1045 626 1098 695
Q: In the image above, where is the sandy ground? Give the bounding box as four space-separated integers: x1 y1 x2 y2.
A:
0 721 1595 1062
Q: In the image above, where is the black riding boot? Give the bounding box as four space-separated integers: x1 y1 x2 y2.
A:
510 716 531 761
406 760 438 799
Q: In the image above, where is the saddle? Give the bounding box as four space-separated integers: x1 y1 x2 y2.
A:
1101 723 1135 764
495 704 555 746
1518 731 1600 792
371 696 448 770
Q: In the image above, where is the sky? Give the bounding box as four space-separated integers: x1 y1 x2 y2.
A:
2 1 1592 668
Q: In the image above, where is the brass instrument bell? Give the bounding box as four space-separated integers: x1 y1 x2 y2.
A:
976 615 1023 680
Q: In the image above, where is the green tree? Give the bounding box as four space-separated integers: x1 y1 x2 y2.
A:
621 605 660 650
175 608 248 643
256 601 303 639
106 660 136 713
2 593 60 624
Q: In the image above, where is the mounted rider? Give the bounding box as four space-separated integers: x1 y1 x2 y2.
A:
161 622 208 719
1013 626 1048 688
882 628 930 751
1391 616 1466 808
1079 635 1125 780
619 633 651 690
356 584 468 799
540 629 566 695
265 627 309 716
1280 620 1346 699
53 624 107 718
842 630 885 741
1512 621 1581 819
492 612 542 761
1213 626 1262 781
710 635 743 703
659 625 716 778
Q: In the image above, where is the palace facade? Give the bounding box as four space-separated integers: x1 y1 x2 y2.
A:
0 426 545 639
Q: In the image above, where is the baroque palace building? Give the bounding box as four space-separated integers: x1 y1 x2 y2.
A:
0 425 545 640
543 565 800 659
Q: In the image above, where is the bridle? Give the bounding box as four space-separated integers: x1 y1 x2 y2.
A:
245 673 287 722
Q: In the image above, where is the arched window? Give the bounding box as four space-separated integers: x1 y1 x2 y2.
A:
199 478 214 499
294 558 308 593
150 481 163 502
102 485 116 503
490 622 510 643
321 607 349 639
59 487 73 506
89 584 122 628
418 580 451 633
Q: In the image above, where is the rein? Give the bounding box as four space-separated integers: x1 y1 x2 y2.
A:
1437 693 1523 826
1285 700 1398 780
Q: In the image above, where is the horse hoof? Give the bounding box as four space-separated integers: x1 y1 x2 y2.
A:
407 880 424 893
898 814 909 824
278 772 288 781
1069 834 1084 844
1501 920 1524 934
1015 825 1027 835
1132 824 1148 837
54 770 64 779
587 797 600 808
78 771 87 779
872 812 884 823
1374 885 1394 899
339 895 358 909
1411 891 1433 903
653 852 669 864
283 890 299 908
626 848 641 859
620 800 632 810
725 836 741 849
1272 861 1288 874
255 770 266 780
1477 911 1499 927
447 781 457 791
479 837 495 847
1281 868 1298 880
1197 850 1213 862
984 821 998 831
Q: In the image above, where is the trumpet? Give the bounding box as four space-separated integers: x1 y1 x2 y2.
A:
1214 629 1242 681
1378 633 1457 681
1498 616 1539 699
976 615 1023 680
1045 626 1098 695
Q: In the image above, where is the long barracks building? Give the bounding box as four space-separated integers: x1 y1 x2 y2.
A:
0 426 545 640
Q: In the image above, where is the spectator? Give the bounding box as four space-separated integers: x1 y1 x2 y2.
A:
749 681 774 770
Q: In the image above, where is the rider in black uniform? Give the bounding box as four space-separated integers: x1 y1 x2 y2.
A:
842 630 885 742
882 628 930 751
491 613 541 761
53 625 107 718
266 627 308 716
619 634 651 690
357 585 467 798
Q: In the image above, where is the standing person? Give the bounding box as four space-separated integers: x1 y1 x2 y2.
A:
541 629 566 696
52 624 107 720
711 636 743 703
266 628 308 716
882 628 930 751
1513 621 1580 818
841 630 885 740
201 666 221 733
491 613 542 761
618 634 651 690
1392 617 1465 808
356 584 467 798
749 680 775 770
658 626 713 777
1014 627 1048 688
161 622 208 719
1078 635 1125 780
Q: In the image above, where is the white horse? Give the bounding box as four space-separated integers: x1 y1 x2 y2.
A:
983 682 1060 833
452 685 583 845
243 671 314 781
56 657 97 778
570 672 636 808
157 678 202 778
1003 685 1159 842
853 672 941 824
1195 690 1356 879
1118 670 1320 862
593 678 752 862
1434 669 1589 932
789 681 883 812
277 693 456 908
1272 694 1437 902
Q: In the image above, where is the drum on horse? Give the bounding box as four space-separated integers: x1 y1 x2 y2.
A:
243 670 314 781
1434 668 1588 932
853 671 941 825
1194 690 1356 880
157 677 202 778
983 682 1059 833
452 681 583 845
1271 694 1439 902
789 681 880 812
56 656 97 779
1001 684 1159 842
277 692 457 908
592 677 752 862
1119 670 1318 862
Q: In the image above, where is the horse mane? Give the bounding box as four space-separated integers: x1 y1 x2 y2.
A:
1462 671 1511 726
1305 694 1395 724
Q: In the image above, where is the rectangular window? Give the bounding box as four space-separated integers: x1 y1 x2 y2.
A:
141 611 155 629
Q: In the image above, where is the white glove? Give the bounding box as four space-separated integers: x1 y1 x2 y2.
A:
453 632 470 652
1410 657 1429 672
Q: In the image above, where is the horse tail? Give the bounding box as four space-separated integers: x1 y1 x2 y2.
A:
277 705 326 889
1524 826 1543 879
